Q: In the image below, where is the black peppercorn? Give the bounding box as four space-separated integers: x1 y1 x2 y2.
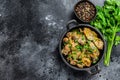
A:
75 1 96 22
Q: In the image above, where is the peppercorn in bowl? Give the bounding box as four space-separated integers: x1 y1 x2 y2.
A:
74 0 97 23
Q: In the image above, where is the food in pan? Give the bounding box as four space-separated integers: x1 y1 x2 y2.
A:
61 28 104 68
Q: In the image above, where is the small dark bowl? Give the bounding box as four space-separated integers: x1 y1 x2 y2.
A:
74 0 97 23
59 20 106 75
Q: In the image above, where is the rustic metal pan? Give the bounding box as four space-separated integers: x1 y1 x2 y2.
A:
59 20 106 75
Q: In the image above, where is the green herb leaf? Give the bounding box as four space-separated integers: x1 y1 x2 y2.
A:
115 36 120 45
75 45 82 51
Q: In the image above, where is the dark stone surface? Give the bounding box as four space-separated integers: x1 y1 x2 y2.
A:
0 0 120 80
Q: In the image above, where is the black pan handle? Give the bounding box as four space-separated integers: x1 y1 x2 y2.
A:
87 65 101 75
66 20 78 30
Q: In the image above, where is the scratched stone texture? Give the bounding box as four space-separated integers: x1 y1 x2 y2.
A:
0 0 120 80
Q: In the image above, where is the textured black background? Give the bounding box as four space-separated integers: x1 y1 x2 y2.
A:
0 0 120 80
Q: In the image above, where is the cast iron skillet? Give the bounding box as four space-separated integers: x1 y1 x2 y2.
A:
59 20 106 75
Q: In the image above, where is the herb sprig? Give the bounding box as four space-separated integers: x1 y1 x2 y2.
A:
90 0 120 66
